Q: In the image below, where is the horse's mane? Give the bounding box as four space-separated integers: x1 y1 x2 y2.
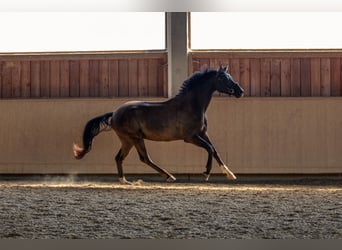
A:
176 69 216 97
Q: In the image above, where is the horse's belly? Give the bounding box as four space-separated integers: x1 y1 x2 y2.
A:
142 128 182 141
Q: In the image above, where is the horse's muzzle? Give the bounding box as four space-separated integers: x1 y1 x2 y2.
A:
236 92 244 98
234 89 244 98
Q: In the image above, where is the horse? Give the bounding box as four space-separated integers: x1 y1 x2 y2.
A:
73 66 244 184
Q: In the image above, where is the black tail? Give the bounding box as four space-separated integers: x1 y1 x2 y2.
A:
73 112 113 159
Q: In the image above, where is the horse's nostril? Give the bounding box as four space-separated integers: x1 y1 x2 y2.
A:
235 91 244 98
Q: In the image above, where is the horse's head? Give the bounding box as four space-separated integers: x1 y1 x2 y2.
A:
215 66 244 98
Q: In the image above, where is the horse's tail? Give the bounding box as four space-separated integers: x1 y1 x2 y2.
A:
73 112 113 159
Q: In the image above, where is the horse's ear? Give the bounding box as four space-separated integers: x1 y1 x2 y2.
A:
218 65 228 72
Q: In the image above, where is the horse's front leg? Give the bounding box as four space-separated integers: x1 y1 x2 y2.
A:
200 133 237 181
186 134 214 181
119 176 133 185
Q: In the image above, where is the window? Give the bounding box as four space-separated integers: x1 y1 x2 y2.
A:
190 12 342 50
0 12 165 52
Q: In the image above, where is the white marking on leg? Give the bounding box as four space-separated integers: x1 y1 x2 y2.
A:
119 177 133 185
203 173 210 181
220 165 237 180
166 175 176 182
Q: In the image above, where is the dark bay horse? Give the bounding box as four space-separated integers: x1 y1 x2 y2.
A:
73 66 244 184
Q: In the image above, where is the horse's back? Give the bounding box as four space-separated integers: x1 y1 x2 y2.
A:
111 101 145 131
111 100 184 141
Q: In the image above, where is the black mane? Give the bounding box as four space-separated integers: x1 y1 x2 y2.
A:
176 69 216 97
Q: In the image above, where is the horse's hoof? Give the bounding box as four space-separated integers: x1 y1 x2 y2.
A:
226 173 237 180
203 173 210 181
166 175 176 182
119 177 133 185
220 165 237 180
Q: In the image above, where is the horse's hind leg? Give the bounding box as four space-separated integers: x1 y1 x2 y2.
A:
115 139 133 184
134 139 176 182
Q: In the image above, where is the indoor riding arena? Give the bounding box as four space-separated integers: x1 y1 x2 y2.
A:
0 12 341 239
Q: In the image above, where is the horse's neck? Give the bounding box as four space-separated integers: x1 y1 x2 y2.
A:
172 88 214 113
199 92 214 112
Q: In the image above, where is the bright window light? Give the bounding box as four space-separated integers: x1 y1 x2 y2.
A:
0 12 165 52
191 12 342 49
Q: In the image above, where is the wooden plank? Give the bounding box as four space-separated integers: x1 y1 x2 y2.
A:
260 59 271 96
50 61 60 97
310 58 321 96
199 58 210 71
160 61 168 97
188 53 194 74
191 59 201 73
229 59 240 83
99 60 109 97
220 58 231 70
148 59 158 96
60 60 70 97
340 59 342 96
0 62 2 97
108 60 119 97
155 59 165 97
209 58 218 69
1 62 12 98
330 58 341 96
20 61 31 98
101 60 110 97
300 58 311 97
290 58 301 97
270 59 281 96
30 61 40 98
250 59 260 97
11 62 21 97
280 59 291 96
320 58 331 96
118 59 129 97
128 59 138 97
162 62 169 97
69 60 80 97
209 58 223 69
138 59 148 96
40 61 50 98
239 59 250 97
79 60 89 97
89 60 99 97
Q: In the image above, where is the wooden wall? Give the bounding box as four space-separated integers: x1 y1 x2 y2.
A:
3 50 342 99
189 50 342 97
0 52 168 98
